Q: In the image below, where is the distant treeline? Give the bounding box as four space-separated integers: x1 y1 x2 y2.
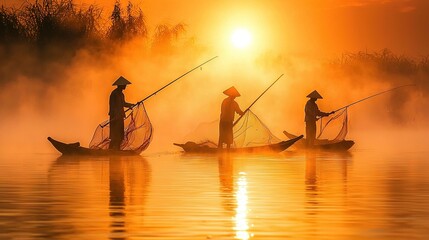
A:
328 49 429 96
330 49 429 76
0 0 186 85
0 0 185 53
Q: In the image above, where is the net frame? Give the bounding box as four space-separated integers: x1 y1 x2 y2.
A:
233 110 281 148
89 103 153 153
317 107 349 141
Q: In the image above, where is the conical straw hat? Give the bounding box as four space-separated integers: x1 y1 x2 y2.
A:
306 90 323 99
223 86 241 97
112 76 132 86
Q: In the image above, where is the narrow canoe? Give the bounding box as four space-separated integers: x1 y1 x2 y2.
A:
174 135 303 153
282 131 354 151
47 137 141 156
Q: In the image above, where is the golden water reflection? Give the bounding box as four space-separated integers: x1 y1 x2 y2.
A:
235 171 250 240
2 151 429 239
218 154 252 239
48 155 151 240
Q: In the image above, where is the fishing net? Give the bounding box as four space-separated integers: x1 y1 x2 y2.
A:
181 119 219 147
233 110 281 147
89 103 153 152
183 110 281 148
317 107 348 142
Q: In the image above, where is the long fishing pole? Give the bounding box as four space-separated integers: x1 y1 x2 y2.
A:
101 56 218 127
332 84 415 113
233 74 284 127
133 56 218 107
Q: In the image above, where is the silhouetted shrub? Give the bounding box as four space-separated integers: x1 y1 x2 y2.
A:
0 0 150 50
152 23 186 53
108 0 147 41
329 49 424 76
19 0 102 48
0 6 27 44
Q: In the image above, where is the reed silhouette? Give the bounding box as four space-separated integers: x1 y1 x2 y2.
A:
108 0 147 41
327 49 429 124
0 0 146 47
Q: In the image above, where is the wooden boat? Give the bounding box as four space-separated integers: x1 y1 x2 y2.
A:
174 135 303 153
47 137 141 156
283 131 354 151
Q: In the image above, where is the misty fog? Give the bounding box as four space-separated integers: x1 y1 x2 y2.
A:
1 0 428 154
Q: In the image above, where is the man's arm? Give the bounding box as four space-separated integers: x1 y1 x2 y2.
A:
316 105 331 117
235 102 245 116
318 110 335 117
124 102 134 108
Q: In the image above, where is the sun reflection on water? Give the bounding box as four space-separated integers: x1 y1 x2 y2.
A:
234 171 252 239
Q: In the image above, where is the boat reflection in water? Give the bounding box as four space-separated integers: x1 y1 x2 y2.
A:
109 157 126 239
218 154 252 240
3 148 429 239
305 152 318 215
303 151 353 237
50 155 151 239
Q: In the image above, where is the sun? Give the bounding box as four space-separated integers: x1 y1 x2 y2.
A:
231 28 252 49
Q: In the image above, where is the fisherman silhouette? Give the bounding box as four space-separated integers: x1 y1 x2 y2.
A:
218 86 244 149
305 90 334 146
109 76 135 150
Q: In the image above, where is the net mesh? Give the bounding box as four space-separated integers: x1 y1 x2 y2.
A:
233 110 281 147
181 119 219 147
89 103 153 153
183 110 280 148
317 107 348 142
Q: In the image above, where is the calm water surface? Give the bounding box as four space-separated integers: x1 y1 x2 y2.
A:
1 149 429 239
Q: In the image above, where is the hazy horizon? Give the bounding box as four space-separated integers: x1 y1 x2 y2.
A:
0 0 428 155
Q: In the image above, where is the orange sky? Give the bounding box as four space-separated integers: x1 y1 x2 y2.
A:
4 0 427 55
64 0 428 56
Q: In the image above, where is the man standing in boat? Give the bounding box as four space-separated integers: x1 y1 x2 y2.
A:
109 76 135 150
218 86 244 149
305 90 334 146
